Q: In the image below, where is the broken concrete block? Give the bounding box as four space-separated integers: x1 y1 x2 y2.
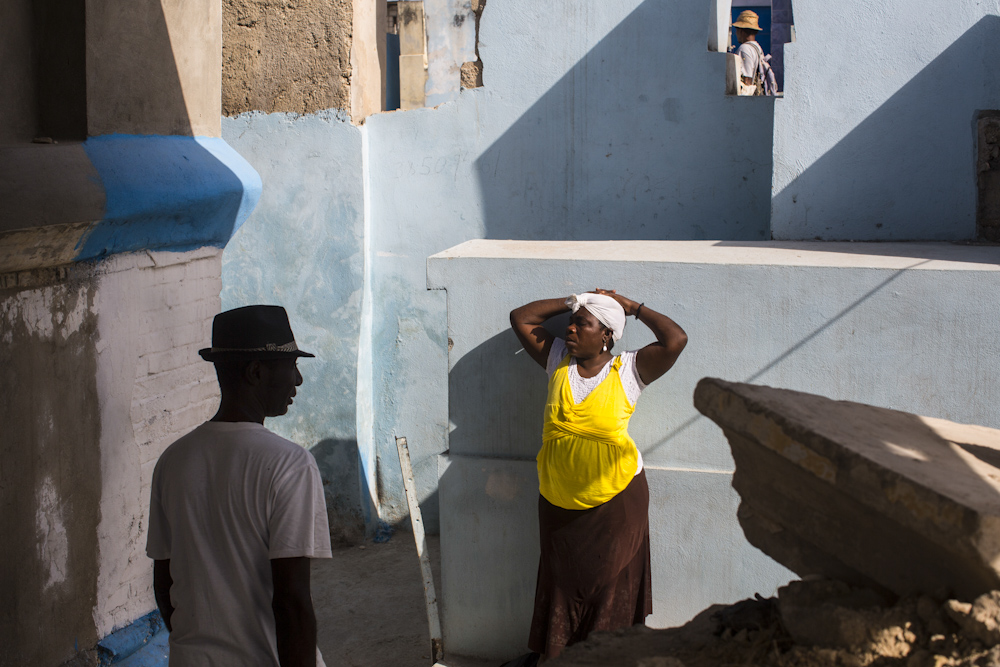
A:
945 592 1000 646
694 378 1000 600
777 579 915 655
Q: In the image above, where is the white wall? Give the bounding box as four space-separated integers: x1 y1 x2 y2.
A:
428 239 1000 659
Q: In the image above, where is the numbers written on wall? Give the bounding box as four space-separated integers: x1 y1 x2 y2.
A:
392 153 470 179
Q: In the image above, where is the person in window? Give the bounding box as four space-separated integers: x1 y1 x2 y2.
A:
508 290 688 663
732 10 776 96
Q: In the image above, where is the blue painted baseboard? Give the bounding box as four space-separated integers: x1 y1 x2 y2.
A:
96 611 169 667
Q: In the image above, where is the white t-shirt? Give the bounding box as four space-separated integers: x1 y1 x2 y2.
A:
546 338 647 474
147 421 332 666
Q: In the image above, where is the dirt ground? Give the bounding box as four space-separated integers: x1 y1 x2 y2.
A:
313 533 494 667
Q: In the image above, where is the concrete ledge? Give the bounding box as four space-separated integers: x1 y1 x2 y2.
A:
429 240 1000 272
0 136 261 273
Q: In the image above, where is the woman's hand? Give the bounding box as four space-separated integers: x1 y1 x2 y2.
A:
592 289 640 317
591 289 688 385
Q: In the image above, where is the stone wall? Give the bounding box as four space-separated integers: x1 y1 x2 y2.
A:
222 0 353 117
0 249 223 665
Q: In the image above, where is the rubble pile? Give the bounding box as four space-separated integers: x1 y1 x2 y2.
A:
555 579 1000 667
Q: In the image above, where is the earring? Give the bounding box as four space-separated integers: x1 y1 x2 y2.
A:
602 343 608 353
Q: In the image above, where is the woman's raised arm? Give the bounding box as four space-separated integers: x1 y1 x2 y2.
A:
509 298 570 369
593 289 688 385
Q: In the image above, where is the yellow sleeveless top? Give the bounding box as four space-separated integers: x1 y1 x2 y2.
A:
537 353 639 510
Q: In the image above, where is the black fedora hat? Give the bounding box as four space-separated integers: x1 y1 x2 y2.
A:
198 305 315 362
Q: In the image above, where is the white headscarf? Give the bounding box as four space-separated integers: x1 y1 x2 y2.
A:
566 293 626 341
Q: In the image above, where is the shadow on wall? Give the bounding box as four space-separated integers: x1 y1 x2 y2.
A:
645 259 932 456
87 0 194 137
475 0 774 242
312 439 373 545
311 438 436 542
0 285 102 667
449 315 574 462
773 15 1000 241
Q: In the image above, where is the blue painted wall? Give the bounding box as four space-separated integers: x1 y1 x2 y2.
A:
360 0 775 527
772 2 1000 240
218 0 1000 535
219 111 377 528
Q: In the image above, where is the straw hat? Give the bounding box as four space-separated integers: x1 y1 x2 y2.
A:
732 10 762 31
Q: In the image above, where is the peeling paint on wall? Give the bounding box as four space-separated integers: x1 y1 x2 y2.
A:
36 477 69 590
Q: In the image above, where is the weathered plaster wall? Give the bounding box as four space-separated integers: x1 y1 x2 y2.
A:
1 271 102 667
423 0 476 107
0 248 222 665
428 240 1000 659
219 112 374 536
772 1 1000 240
222 0 352 117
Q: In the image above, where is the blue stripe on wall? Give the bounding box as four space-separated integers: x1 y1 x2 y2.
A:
77 135 262 262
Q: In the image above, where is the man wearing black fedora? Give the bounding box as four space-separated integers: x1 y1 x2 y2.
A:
146 305 332 666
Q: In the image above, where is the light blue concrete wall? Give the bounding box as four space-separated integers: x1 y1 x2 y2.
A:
772 1 1000 240
428 240 1000 659
219 111 377 529
213 0 1000 539
364 0 776 529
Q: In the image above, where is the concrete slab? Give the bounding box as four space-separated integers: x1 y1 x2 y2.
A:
695 377 1000 599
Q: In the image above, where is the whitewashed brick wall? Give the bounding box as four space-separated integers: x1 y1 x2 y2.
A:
96 248 224 636
0 247 226 664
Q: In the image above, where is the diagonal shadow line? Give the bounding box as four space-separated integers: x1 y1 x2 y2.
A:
645 259 933 456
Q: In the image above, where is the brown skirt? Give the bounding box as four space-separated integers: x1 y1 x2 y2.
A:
527 469 652 658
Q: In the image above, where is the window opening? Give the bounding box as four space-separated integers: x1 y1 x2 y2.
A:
711 0 793 96
386 2 401 110
35 0 87 141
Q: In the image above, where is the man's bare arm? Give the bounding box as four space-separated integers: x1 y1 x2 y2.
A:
153 560 174 632
272 557 317 667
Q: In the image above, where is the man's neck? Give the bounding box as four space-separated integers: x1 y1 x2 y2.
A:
211 400 265 424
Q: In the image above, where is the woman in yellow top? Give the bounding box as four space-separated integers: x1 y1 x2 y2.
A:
509 289 688 662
